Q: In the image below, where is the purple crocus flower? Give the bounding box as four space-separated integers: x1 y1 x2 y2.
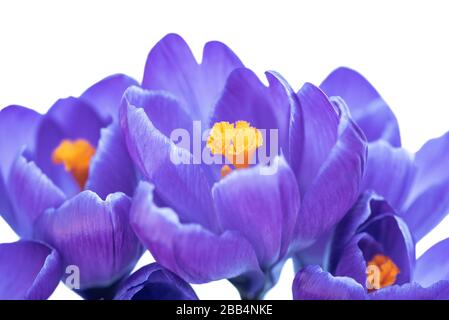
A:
0 74 142 298
292 192 449 300
293 265 449 300
297 67 449 269
114 263 198 300
0 240 62 300
120 34 367 299
321 67 449 242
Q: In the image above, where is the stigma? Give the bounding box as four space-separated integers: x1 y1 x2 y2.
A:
366 254 400 291
207 121 263 174
52 139 96 189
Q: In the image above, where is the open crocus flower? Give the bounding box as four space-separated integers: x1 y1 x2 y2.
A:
292 192 449 300
321 67 449 243
0 74 142 298
120 34 366 299
0 240 62 300
114 263 198 300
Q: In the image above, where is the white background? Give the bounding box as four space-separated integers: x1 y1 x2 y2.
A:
1 0 449 299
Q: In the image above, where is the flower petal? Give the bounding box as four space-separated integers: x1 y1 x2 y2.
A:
0 240 62 300
130 181 264 299
320 67 401 147
86 123 137 199
122 86 193 138
290 83 339 193
114 263 198 300
120 100 217 230
0 170 13 227
34 191 142 290
212 156 299 269
80 74 138 121
329 192 383 269
7 153 65 238
402 132 449 241
293 265 366 300
370 281 449 300
294 95 367 249
363 141 415 209
142 34 243 122
333 233 372 287
414 238 449 287
0 105 41 177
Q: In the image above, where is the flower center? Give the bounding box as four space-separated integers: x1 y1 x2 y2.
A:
207 121 263 176
52 139 96 189
366 254 400 291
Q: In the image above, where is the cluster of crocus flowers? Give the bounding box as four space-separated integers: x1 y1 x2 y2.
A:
0 34 449 300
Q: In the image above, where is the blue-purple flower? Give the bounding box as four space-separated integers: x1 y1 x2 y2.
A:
321 67 449 242
292 192 449 300
0 74 142 298
297 68 449 265
120 34 367 298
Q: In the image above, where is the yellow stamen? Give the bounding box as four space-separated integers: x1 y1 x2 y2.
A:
207 121 263 173
52 139 96 189
367 254 400 291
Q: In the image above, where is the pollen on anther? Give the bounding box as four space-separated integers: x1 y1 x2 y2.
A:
52 139 96 189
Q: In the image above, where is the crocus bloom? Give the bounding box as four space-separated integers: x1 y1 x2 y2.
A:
297 67 449 269
114 263 198 300
120 34 366 298
321 67 449 243
0 74 142 298
292 192 449 300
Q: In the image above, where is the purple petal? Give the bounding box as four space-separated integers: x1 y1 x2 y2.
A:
122 86 193 138
0 105 41 177
294 95 367 249
414 238 449 287
329 192 383 269
363 141 415 209
402 132 449 241
86 123 137 199
120 100 217 231
142 34 243 122
39 97 105 146
320 67 401 147
80 74 138 122
212 156 299 269
7 153 65 238
130 181 264 298
0 170 13 227
291 83 339 193
333 233 372 287
370 281 449 300
0 240 62 300
114 263 198 300
34 97 105 196
293 265 366 300
211 68 293 157
34 191 142 289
